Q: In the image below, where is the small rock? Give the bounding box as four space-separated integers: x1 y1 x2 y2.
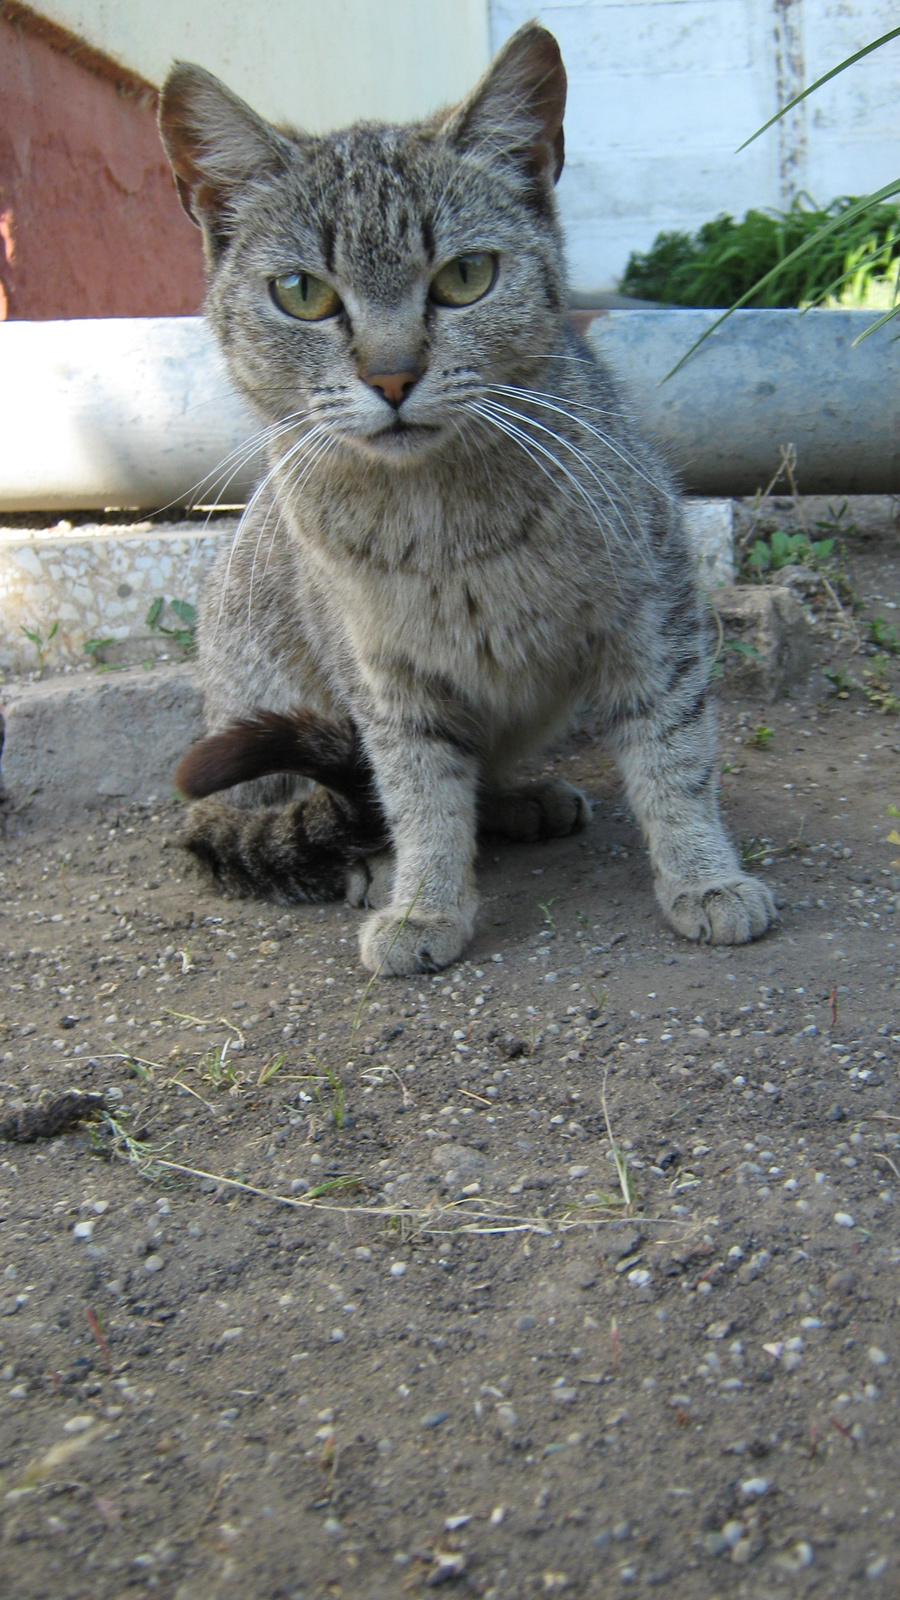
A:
826 1103 847 1123
72 1221 94 1240
426 1551 467 1586
422 1410 448 1429
569 1164 589 1179
713 583 813 699
604 1226 644 1262
826 1267 857 1295
705 1319 733 1341
868 1346 889 1367
389 1261 407 1278
444 1514 471 1531
776 1541 814 1572
517 1315 536 1331
627 1268 651 1288
740 1477 770 1498
866 1556 888 1579
62 1415 94 1434
289 1178 309 1195
833 1212 856 1228
220 1326 243 1343
143 1254 165 1273
495 1403 517 1430
731 1533 765 1565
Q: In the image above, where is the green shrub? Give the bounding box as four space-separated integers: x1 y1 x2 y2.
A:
620 196 900 310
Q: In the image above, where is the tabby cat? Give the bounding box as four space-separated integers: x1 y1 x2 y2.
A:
159 22 775 976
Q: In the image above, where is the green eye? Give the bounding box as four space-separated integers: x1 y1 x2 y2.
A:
271 271 341 321
429 253 497 307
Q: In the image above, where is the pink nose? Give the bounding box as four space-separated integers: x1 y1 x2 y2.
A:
365 371 419 408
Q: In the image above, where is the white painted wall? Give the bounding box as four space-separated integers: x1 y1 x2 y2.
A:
491 1 900 290
36 0 490 129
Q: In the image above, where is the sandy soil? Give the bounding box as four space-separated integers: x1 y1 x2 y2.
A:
1 536 899 1599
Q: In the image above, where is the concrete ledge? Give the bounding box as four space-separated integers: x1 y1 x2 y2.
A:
1 502 733 675
1 517 237 674
0 663 203 824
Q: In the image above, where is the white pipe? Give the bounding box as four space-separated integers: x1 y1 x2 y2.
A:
0 317 260 512
1 309 898 511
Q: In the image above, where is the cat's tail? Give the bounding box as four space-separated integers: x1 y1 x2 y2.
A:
174 708 388 902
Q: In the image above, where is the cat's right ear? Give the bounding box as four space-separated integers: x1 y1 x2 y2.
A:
158 64 288 247
441 23 567 188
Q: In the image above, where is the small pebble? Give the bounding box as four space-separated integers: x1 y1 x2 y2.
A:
740 1476 770 1498
834 1212 856 1228
143 1254 165 1273
422 1410 448 1428
72 1221 93 1240
868 1346 889 1367
866 1556 888 1579
289 1178 309 1195
329 1328 344 1343
220 1326 243 1343
389 1261 407 1278
62 1415 94 1434
627 1268 650 1287
517 1315 536 1331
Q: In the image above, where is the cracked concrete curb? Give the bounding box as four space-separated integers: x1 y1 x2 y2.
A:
0 664 203 826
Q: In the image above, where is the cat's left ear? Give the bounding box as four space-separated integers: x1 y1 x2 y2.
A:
159 63 290 244
442 22 566 186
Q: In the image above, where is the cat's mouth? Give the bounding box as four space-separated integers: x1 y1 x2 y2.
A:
366 419 442 454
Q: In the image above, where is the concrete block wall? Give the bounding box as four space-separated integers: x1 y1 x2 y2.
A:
490 0 900 291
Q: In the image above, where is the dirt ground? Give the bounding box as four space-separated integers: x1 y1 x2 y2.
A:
1 529 900 1600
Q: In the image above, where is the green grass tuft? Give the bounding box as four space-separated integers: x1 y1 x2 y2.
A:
620 195 900 310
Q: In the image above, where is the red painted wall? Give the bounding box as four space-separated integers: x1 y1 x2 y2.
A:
0 9 205 318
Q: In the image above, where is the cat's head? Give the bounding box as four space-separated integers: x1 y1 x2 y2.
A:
159 23 568 464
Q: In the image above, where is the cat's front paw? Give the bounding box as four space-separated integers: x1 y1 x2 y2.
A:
344 850 395 909
657 874 776 945
359 906 473 975
480 779 592 842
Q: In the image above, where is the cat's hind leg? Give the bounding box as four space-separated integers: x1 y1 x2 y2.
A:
478 779 592 842
608 676 775 945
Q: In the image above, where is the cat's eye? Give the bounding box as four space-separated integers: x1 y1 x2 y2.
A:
429 253 497 308
271 271 342 321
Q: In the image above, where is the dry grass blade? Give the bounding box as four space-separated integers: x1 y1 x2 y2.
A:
600 1068 634 1211
349 878 424 1039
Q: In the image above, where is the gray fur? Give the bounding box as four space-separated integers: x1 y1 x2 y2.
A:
159 22 775 975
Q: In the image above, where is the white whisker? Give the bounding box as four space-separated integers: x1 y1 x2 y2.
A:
480 396 653 566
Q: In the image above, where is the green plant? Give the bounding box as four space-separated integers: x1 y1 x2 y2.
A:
740 837 771 867
20 619 58 674
146 596 197 657
869 616 900 654
663 26 900 375
622 196 900 311
862 659 900 714
748 724 775 748
316 1064 345 1130
823 664 860 698
745 527 834 577
83 635 124 671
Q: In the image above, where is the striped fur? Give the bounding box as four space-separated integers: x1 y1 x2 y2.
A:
159 23 775 973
